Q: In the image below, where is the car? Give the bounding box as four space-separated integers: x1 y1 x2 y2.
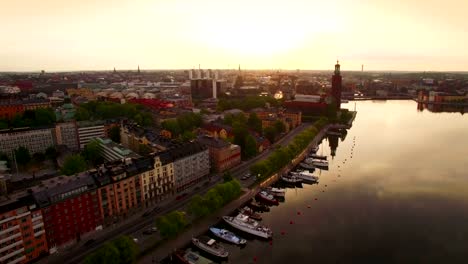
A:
133 238 139 243
142 210 152 217
151 206 161 213
143 227 158 235
175 193 188 200
241 173 251 180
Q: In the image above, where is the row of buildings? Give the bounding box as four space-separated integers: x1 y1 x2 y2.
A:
0 138 213 264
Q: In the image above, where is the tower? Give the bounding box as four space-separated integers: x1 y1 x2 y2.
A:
331 60 342 110
137 65 140 74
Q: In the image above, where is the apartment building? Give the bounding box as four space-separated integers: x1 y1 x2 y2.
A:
54 122 79 151
0 128 55 159
0 193 48 264
95 137 141 162
198 136 241 172
170 142 210 192
77 121 106 149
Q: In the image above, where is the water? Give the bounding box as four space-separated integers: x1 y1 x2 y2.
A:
186 100 468 264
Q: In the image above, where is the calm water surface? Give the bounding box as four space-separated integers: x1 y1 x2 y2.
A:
189 101 468 264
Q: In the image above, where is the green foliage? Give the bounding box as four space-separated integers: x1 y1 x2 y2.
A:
161 113 202 137
75 101 153 126
0 152 11 168
223 113 246 126
61 154 87 176
45 146 58 161
264 126 277 144
244 135 258 159
251 119 330 181
274 120 286 134
222 171 233 183
0 108 56 128
32 152 45 163
217 96 281 112
82 140 103 166
247 112 262 134
156 211 188 239
181 131 196 142
84 236 138 264
138 144 153 156
14 147 31 165
187 180 242 220
109 126 121 143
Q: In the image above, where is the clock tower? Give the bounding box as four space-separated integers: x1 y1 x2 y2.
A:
331 60 342 110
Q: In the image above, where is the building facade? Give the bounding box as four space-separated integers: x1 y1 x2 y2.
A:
198 136 241 173
77 121 106 149
0 194 48 264
95 137 141 162
54 122 79 151
169 142 210 192
0 128 55 159
33 176 102 250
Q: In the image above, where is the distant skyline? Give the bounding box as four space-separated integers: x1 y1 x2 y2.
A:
1 0 467 72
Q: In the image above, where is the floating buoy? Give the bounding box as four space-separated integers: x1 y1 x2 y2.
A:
297 211 301 215
315 198 318 201
322 190 325 192
269 241 273 246
253 256 257 262
281 230 286 235
325 185 327 187
307 205 311 208
290 220 294 224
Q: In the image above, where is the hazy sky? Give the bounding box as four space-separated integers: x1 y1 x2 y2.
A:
1 0 467 71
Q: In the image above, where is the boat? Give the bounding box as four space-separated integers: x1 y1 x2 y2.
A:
248 200 270 212
309 153 327 160
299 162 315 170
310 146 319 153
238 206 262 221
192 236 229 258
263 187 286 197
223 214 273 239
304 158 329 167
290 170 318 183
255 191 279 205
209 227 247 245
175 249 216 264
281 174 303 184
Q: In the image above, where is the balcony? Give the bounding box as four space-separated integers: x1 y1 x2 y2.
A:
0 225 19 236
8 255 26 264
32 222 44 230
0 240 23 254
31 215 43 222
34 230 45 237
15 211 31 219
0 233 21 244
0 247 25 262
0 216 16 226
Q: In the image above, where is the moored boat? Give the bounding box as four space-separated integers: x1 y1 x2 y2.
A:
248 200 270 212
309 153 327 160
263 187 286 197
310 146 319 153
238 206 262 221
281 174 303 184
256 191 279 205
290 170 318 183
209 227 247 245
223 214 273 239
177 248 216 264
299 162 315 170
192 236 229 258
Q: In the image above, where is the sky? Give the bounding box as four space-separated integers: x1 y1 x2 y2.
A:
0 0 467 72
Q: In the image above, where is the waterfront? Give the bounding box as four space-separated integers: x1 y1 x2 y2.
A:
177 100 468 263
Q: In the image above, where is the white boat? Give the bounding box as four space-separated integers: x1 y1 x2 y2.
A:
176 249 216 264
238 206 262 221
264 187 286 197
209 227 247 245
281 174 303 184
290 170 318 183
310 146 319 153
309 153 327 160
299 162 315 170
222 214 272 239
192 236 229 258
256 191 279 205
304 158 329 167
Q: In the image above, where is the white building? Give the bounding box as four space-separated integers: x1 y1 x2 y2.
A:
95 137 141 162
77 122 106 149
0 127 55 158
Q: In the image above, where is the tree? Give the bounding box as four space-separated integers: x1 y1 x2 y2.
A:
82 140 103 166
75 107 91 121
247 112 262 134
0 152 11 168
84 243 120 264
222 171 233 183
156 211 188 239
108 126 121 143
243 135 257 159
32 152 45 163
138 144 153 156
15 147 31 166
188 195 209 218
204 189 223 212
45 146 58 161
274 120 286 134
61 155 87 176
161 120 181 137
112 236 138 264
181 131 196 142
264 126 277 144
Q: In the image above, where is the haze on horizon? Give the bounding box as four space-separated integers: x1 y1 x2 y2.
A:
1 0 467 72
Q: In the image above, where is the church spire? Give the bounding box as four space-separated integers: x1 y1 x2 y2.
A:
334 60 340 76
138 65 140 74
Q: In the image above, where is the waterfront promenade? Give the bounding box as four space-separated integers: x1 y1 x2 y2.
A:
138 123 334 263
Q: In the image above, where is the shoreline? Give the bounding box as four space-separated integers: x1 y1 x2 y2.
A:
138 122 339 263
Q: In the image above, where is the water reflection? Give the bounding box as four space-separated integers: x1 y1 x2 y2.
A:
417 102 467 114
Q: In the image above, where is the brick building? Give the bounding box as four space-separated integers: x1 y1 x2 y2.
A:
198 136 241 173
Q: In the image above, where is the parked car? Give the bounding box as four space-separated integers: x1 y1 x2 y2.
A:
143 227 158 235
83 239 96 247
151 206 161 213
175 193 188 200
142 210 152 217
241 173 251 180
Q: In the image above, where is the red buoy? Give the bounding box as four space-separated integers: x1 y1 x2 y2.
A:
307 205 311 208
253 256 257 262
290 220 294 224
315 198 318 201
297 211 301 215
281 230 286 235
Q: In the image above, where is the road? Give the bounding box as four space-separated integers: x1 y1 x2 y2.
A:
43 123 312 264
